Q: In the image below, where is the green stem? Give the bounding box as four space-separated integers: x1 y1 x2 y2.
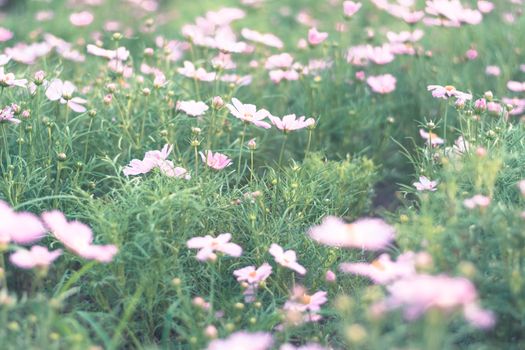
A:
56 260 97 297
237 123 247 176
250 149 254 183
278 134 288 166
194 145 199 177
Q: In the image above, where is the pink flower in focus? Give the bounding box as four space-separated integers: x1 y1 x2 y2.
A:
206 331 273 350
463 195 491 209
427 85 472 100
226 98 272 129
123 144 190 179
339 252 417 284
308 216 395 250
234 263 272 284
9 246 62 269
45 79 87 113
343 1 362 17
413 176 438 191
41 210 118 263
307 28 328 46
268 114 315 132
366 74 397 94
0 67 28 88
419 129 444 146
69 11 94 27
199 150 232 170
269 243 307 275
187 233 242 261
0 201 46 245
176 100 209 117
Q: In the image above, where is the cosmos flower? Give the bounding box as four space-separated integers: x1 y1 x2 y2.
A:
226 98 272 128
0 201 46 245
200 150 232 170
343 1 362 17
69 11 94 26
419 129 444 146
268 114 315 132
123 144 190 179
9 246 62 269
176 100 209 117
45 79 87 113
206 332 273 350
413 176 438 191
187 233 242 261
0 67 28 88
308 216 395 250
463 195 491 209
234 263 272 284
367 74 397 94
269 243 306 275
0 105 21 125
340 252 417 284
307 27 328 46
427 85 472 100
42 210 118 263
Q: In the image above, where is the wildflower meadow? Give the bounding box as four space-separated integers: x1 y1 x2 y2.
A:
1 0 525 349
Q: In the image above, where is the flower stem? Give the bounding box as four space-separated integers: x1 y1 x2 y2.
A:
237 123 247 176
278 134 288 166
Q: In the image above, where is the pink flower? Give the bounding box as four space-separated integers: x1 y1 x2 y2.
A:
0 105 21 125
69 11 94 27
123 144 190 179
45 79 87 113
474 98 487 111
176 100 209 117
463 195 491 209
427 85 472 100
234 263 272 284
226 98 271 129
284 286 327 313
269 243 306 275
187 233 242 261
507 81 525 92
0 201 46 245
375 274 494 329
177 61 216 82
366 74 397 94
485 66 501 76
206 331 273 350
42 210 118 263
307 27 328 46
477 1 494 13
419 129 444 146
0 67 28 88
343 1 362 17
9 246 62 269
200 150 232 170
463 303 496 329
413 176 438 191
339 252 417 284
308 216 395 250
241 28 283 49
0 27 13 42
465 49 478 60
325 270 337 282
268 114 315 132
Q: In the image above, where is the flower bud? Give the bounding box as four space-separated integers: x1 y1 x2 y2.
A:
212 96 224 109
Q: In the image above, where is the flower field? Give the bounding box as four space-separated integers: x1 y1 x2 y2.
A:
0 0 524 349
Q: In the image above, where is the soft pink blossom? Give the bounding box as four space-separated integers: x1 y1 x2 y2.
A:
199 150 232 170
413 176 438 191
284 286 327 313
427 85 472 100
123 144 190 179
343 1 362 17
177 61 216 82
507 81 525 92
307 27 328 46
42 210 118 263
477 1 494 13
176 100 209 117
226 98 271 128
0 201 46 245
0 67 28 88
463 195 491 209
269 243 306 275
9 246 62 269
241 28 283 49
419 129 444 146
518 180 525 196
0 105 21 125
234 263 272 284
367 74 396 94
465 49 478 60
0 27 13 42
206 331 273 350
340 252 417 284
308 216 395 250
325 270 337 282
485 66 500 76
268 114 315 132
45 79 87 113
187 233 242 261
69 11 94 27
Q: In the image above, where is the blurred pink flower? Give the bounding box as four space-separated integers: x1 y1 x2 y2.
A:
307 27 328 46
0 105 21 125
325 270 336 282
419 129 444 146
226 98 271 129
507 81 525 92
177 61 216 82
45 79 87 113
308 216 395 250
269 243 306 275
343 1 362 17
268 114 315 132
187 233 242 261
518 180 525 196
9 246 62 269
0 201 46 245
0 27 13 42
413 176 438 191
200 150 232 170
463 195 491 209
284 286 327 313
42 210 118 263
340 252 417 284
366 74 397 94
69 11 94 27
176 100 209 117
0 67 28 88
477 0 494 13
241 28 283 49
206 331 273 350
465 49 478 60
485 66 500 76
